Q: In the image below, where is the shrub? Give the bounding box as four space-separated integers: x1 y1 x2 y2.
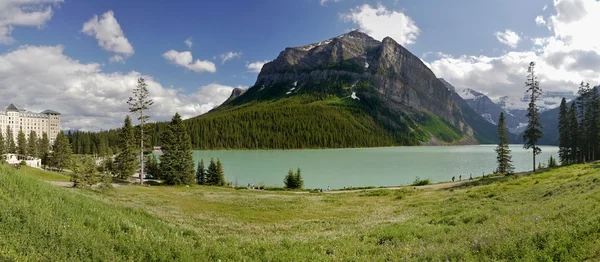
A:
284 168 304 189
360 189 390 197
548 155 558 168
20 160 27 166
411 177 430 186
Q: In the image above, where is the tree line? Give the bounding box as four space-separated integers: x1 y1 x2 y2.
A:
0 127 51 165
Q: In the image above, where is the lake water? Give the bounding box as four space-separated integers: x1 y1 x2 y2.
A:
193 145 559 189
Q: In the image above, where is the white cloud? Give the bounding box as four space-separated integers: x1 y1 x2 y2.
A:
494 29 521 48
0 0 62 44
543 4 548 11
82 10 134 57
109 55 124 63
246 60 269 73
0 45 239 130
320 0 341 6
342 4 420 45
162 50 216 73
428 0 600 102
220 51 242 64
185 38 192 49
536 15 546 25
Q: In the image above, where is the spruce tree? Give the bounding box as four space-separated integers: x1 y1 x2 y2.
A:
27 131 38 158
196 159 207 185
5 125 15 153
114 116 138 179
159 113 195 185
495 113 513 174
558 98 569 165
146 153 160 179
38 132 50 167
50 132 72 171
576 82 590 162
284 169 297 189
206 158 218 185
587 85 599 160
16 129 27 156
0 132 5 163
128 77 154 185
216 159 225 186
71 155 98 188
567 103 580 164
523 61 543 171
295 168 304 189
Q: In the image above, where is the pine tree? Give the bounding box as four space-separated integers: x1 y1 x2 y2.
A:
114 116 138 180
216 159 225 186
557 98 569 165
0 132 5 163
284 169 297 189
38 132 50 167
16 129 27 156
295 168 304 189
495 113 513 174
577 82 590 162
523 61 543 172
146 153 160 179
196 159 207 185
567 103 580 164
159 113 195 185
587 85 599 161
71 155 98 188
5 125 15 153
206 158 218 185
128 77 154 185
27 131 37 158
50 132 72 171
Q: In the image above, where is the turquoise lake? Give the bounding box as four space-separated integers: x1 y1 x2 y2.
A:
192 145 559 189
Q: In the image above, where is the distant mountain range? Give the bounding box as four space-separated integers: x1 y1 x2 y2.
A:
182 30 505 149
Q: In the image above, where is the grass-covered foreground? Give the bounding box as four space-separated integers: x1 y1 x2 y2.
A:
2 163 600 260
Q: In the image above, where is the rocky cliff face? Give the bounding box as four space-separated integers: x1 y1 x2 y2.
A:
249 31 475 137
221 30 503 144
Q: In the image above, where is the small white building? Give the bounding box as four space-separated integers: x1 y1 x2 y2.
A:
3 153 42 168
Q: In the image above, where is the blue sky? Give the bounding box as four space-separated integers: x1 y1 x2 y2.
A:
1 0 599 130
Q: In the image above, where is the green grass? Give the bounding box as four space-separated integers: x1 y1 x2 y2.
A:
16 166 71 182
2 163 600 260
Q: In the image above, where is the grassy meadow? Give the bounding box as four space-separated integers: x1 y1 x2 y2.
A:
1 163 600 260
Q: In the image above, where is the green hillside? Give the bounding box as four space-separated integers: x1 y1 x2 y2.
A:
3 162 600 260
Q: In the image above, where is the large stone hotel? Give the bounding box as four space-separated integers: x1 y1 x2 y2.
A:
0 104 61 145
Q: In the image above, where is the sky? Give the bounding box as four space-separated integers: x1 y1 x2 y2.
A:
1 0 599 130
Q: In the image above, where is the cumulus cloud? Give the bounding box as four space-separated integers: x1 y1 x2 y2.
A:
185 38 192 49
0 0 62 44
109 55 124 63
220 51 242 64
428 0 600 102
536 15 546 25
342 4 420 45
494 29 521 48
246 60 269 73
162 50 216 73
0 45 240 130
82 10 134 58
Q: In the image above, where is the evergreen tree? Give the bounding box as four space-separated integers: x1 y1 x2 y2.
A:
196 159 207 185
16 129 27 156
495 113 513 174
71 155 98 188
0 132 5 163
114 116 138 179
567 103 580 164
576 82 590 162
38 132 50 167
5 125 15 153
50 132 72 171
27 131 37 158
206 158 218 185
588 87 600 160
159 113 195 185
295 168 304 189
284 169 297 189
523 61 543 171
128 77 154 185
557 98 569 165
216 159 225 186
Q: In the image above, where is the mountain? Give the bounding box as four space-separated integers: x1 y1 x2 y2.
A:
439 79 526 134
184 31 501 149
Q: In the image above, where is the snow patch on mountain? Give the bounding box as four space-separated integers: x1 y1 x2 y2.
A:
481 113 496 125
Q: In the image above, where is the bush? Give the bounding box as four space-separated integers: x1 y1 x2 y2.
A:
548 155 558 168
20 160 27 166
360 189 391 197
411 177 430 186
